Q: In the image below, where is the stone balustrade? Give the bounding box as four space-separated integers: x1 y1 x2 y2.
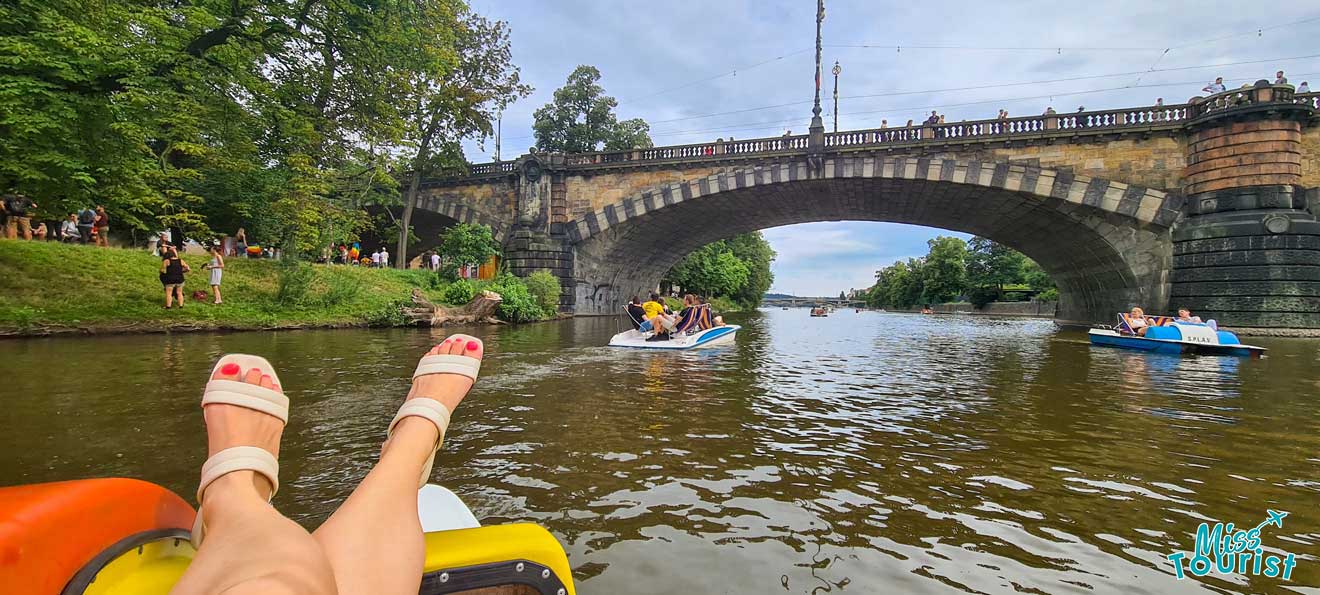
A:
446 87 1315 182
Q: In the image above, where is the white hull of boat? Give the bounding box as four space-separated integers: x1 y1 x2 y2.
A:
608 325 740 349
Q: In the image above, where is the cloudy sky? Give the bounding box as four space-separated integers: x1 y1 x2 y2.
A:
461 0 1319 296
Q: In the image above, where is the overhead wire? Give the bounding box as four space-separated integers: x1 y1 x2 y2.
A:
478 16 1320 154
639 71 1320 140
630 52 1320 127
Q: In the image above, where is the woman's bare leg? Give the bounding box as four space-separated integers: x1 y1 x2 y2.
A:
173 365 338 595
165 288 173 308
312 337 483 595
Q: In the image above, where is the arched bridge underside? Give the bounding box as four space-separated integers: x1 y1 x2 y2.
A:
568 159 1177 324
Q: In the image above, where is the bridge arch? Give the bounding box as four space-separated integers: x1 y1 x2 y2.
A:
565 157 1176 324
400 194 508 259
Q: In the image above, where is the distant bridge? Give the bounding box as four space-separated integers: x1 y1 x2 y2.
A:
410 84 1320 330
762 297 865 307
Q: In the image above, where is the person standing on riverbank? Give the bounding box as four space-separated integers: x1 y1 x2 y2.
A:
205 243 225 305
4 193 37 240
93 206 110 248
380 247 390 269
160 245 190 309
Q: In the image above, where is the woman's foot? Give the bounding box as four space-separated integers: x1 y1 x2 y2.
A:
202 363 284 503
383 336 483 457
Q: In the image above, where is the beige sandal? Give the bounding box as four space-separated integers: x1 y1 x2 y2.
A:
191 354 288 547
387 335 483 488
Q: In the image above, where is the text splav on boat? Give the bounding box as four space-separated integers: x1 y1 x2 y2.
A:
1088 317 1266 358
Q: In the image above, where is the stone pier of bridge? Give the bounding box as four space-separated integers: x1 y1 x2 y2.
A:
416 84 1320 333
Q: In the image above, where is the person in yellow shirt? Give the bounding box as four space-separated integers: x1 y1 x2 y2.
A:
638 292 676 337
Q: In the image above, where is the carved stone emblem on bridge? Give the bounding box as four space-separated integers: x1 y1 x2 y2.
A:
516 156 548 228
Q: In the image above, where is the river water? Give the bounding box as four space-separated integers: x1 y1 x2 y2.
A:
2 310 1317 593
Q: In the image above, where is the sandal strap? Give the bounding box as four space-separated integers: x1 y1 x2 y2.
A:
388 398 452 442
388 398 451 488
413 354 481 382
196 446 279 503
203 379 290 423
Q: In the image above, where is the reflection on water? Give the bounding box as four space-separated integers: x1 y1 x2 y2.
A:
2 310 1318 593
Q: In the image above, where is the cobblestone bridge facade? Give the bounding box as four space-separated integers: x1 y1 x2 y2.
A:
417 84 1320 331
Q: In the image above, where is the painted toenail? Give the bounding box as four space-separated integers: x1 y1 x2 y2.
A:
466 341 479 351
221 363 240 375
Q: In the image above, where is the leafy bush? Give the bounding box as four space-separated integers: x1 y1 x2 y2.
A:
967 286 1000 308
706 296 739 313
1036 287 1059 302
319 275 362 307
441 279 479 305
366 298 409 326
487 275 546 323
524 270 561 316
275 261 316 306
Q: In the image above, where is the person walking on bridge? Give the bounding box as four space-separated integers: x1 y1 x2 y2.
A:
1202 77 1226 94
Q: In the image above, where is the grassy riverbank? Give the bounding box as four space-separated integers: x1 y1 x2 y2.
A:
0 240 467 336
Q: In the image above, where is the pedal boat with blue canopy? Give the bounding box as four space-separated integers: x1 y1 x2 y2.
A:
1088 314 1265 358
610 303 739 350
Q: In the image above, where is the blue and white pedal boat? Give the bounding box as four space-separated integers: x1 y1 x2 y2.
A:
608 325 740 350
1088 321 1265 358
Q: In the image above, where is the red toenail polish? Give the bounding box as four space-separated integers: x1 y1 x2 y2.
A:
220 363 240 375
466 341 479 351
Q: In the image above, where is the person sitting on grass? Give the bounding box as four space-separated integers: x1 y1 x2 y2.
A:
60 214 79 243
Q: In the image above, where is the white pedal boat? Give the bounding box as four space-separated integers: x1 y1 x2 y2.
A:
608 325 740 350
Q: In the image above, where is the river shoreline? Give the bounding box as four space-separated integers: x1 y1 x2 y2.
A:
0 315 554 339
0 241 563 339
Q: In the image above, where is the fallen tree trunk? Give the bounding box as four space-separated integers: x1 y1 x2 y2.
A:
402 289 504 326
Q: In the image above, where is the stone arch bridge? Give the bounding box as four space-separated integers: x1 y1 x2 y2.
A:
415 84 1320 331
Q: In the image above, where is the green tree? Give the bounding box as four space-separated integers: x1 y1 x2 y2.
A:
0 0 523 257
724 232 776 308
665 244 750 298
965 237 1028 293
922 236 967 303
532 65 652 153
436 223 500 279
393 11 530 267
1022 258 1054 291
890 259 926 308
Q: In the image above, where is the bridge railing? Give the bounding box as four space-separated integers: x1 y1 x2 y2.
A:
468 161 518 176
448 87 1316 181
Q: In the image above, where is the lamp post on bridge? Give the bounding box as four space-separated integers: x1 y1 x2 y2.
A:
808 0 826 172
494 111 502 162
832 61 841 133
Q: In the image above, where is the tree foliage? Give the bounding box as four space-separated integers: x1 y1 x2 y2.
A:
866 236 1057 308
394 11 531 266
922 236 967 304
532 65 652 153
436 223 499 278
0 0 527 257
663 232 774 307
